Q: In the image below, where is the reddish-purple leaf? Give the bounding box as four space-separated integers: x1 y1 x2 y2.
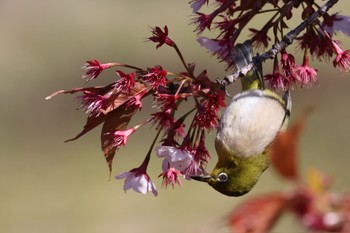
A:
270 128 300 180
46 86 111 142
100 82 147 175
48 82 147 143
65 113 107 142
269 108 312 180
228 193 288 233
101 83 147 115
48 82 148 176
101 106 136 176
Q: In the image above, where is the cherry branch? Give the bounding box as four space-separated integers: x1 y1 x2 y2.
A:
222 0 339 86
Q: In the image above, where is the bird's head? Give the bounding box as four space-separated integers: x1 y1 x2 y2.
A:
191 154 268 197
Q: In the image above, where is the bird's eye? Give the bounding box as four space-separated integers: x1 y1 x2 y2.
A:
217 172 228 182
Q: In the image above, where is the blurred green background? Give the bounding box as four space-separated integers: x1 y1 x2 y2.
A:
1 1 349 232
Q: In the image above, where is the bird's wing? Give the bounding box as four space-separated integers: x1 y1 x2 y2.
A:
231 40 265 90
281 90 292 130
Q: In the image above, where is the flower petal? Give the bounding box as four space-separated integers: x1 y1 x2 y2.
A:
156 146 194 172
149 181 158 196
115 171 130 180
156 146 176 158
130 175 149 194
168 150 193 171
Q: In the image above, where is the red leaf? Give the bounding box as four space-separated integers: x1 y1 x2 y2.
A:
65 114 107 142
101 82 148 115
53 82 146 142
100 82 147 175
228 193 288 233
46 86 111 142
101 106 136 176
270 108 312 180
48 82 148 176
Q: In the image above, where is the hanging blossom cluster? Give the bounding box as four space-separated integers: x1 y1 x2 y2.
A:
46 0 349 196
191 0 350 89
46 25 224 196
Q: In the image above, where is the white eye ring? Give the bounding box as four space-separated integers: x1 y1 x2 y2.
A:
217 172 228 182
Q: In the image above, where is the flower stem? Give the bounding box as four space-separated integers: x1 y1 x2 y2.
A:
173 43 198 81
144 127 162 162
110 62 143 71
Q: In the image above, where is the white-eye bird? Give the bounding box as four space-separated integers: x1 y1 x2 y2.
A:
191 41 292 196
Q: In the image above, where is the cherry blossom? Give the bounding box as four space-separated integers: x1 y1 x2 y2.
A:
295 52 318 87
116 169 158 196
156 146 194 172
81 59 114 81
147 26 174 48
158 166 183 189
332 40 350 72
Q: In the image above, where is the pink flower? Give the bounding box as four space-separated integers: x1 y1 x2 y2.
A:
77 91 107 116
158 166 182 189
154 93 179 111
173 119 186 138
297 29 334 60
151 108 174 131
125 89 148 110
192 12 215 33
116 152 157 196
147 26 174 49
295 52 318 87
151 108 179 136
194 90 226 130
112 128 136 147
82 60 113 81
332 41 350 72
116 169 157 196
265 58 287 90
142 66 168 91
110 123 144 150
114 70 136 94
194 111 218 131
156 145 204 179
156 146 194 172
183 160 204 178
192 131 211 166
279 50 302 88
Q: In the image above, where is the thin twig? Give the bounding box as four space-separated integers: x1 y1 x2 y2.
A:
257 0 338 61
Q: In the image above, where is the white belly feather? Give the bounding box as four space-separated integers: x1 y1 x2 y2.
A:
216 90 286 158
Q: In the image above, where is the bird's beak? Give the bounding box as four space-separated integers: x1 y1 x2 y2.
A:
190 175 211 183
